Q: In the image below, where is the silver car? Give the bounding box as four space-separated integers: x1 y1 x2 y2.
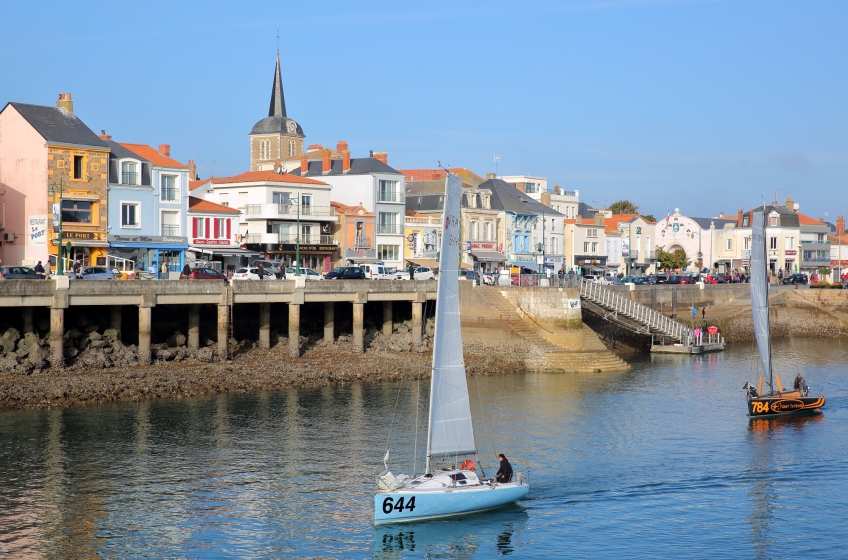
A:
67 266 116 280
1 266 38 279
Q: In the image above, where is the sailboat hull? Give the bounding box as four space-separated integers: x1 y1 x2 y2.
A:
747 396 825 418
375 483 529 524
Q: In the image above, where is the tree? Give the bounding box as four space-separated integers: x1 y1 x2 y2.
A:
656 246 691 271
640 214 657 223
609 199 639 215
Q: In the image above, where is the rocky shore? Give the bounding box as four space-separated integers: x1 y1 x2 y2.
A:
0 323 532 409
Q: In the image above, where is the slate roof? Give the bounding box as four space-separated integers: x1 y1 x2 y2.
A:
249 54 304 136
577 202 597 218
748 205 801 228
406 180 447 195
5 102 108 149
289 157 403 177
188 196 240 214
477 178 565 217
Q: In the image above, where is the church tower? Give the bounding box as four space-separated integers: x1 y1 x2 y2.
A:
249 54 305 171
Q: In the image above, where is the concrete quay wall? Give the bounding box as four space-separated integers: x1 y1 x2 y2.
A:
606 284 750 316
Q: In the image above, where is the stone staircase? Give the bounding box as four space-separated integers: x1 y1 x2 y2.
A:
477 287 630 373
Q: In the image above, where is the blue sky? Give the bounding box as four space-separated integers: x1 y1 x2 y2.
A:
2 0 845 221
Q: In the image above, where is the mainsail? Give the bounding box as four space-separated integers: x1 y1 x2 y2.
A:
750 210 772 387
426 174 476 460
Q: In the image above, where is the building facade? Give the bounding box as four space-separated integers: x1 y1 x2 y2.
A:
187 196 245 272
332 202 376 268
250 55 305 171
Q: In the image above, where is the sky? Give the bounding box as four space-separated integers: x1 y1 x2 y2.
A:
2 0 846 221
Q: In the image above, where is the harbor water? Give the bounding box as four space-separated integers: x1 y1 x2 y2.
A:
1 337 846 559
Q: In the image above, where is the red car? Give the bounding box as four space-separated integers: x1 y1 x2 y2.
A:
180 267 229 281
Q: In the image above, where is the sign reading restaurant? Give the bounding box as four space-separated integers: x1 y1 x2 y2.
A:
108 235 189 244
277 244 336 252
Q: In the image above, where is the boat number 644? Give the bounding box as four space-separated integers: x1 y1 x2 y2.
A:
382 496 416 514
751 401 771 414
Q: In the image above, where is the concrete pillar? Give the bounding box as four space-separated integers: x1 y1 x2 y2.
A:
412 302 423 341
138 307 152 365
353 303 364 353
323 302 334 342
217 305 229 357
672 289 678 319
110 305 122 341
289 303 300 356
259 303 270 349
188 304 200 349
22 307 33 335
382 301 392 336
49 308 64 368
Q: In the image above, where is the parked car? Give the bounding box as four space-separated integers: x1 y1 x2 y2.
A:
678 275 696 284
232 267 276 280
582 275 602 284
482 271 496 285
782 273 808 285
251 260 285 278
67 266 116 280
324 266 366 280
0 266 38 279
181 267 229 281
458 270 480 285
395 266 436 280
361 264 393 280
284 267 323 280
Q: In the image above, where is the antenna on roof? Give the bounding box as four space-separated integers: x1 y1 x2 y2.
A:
212 159 217 178
437 161 452 176
494 155 500 176
276 27 280 55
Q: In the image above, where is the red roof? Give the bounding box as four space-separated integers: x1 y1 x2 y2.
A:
331 201 372 215
188 196 240 214
796 212 825 226
119 143 187 168
189 179 211 191
201 170 328 186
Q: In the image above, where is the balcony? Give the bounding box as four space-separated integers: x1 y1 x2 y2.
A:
161 187 179 202
405 216 441 227
376 224 403 235
161 225 180 236
377 191 404 203
244 233 337 245
242 204 337 221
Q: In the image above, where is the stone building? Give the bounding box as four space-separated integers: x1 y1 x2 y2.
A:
0 94 110 270
249 55 305 171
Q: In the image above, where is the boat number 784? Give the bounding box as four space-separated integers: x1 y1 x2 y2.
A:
382 496 416 514
751 401 771 414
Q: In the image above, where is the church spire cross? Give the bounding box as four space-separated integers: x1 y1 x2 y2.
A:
268 53 287 118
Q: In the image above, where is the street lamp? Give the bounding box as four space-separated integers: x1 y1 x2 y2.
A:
48 178 65 275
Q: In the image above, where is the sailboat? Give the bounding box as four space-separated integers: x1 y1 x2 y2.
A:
374 173 529 524
742 210 825 417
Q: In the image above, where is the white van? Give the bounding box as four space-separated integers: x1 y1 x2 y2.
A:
361 264 393 280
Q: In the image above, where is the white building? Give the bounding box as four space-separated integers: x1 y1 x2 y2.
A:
187 196 246 272
564 217 607 275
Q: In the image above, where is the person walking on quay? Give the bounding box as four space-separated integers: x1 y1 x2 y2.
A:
73 259 82 279
691 306 697 320
182 262 191 279
408 262 415 281
257 263 265 280
702 307 706 320
34 261 45 279
558 267 564 287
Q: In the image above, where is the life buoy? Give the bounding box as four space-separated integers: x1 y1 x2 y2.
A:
461 459 474 472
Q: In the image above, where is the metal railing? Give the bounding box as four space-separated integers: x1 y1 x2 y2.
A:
121 171 137 185
243 204 335 218
377 224 402 235
161 225 180 236
244 233 336 245
161 187 178 201
377 191 404 203
578 277 694 342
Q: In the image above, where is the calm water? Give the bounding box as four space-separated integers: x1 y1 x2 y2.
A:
1 338 847 559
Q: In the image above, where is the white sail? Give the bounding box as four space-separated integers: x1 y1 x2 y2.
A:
426 174 476 459
750 210 772 385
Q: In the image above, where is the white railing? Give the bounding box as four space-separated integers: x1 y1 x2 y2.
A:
405 217 441 226
242 204 336 218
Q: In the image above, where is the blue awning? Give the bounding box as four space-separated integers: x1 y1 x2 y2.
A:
110 242 189 249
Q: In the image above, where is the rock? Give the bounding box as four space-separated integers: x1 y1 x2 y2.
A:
84 324 99 333
64 347 79 359
197 347 214 362
3 328 20 344
90 339 108 349
103 328 119 340
112 340 125 351
203 338 216 348
65 328 81 340
154 348 173 361
15 345 30 358
78 348 107 369
26 345 48 371
395 323 410 333
75 315 91 328
0 354 18 373
63 338 75 348
166 331 187 348
88 331 103 341
0 337 16 353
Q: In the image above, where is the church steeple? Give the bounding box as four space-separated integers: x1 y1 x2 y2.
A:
268 54 287 118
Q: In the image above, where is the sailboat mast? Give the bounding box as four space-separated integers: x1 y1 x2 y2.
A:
763 210 773 392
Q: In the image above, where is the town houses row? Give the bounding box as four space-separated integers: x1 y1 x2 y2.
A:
0 57 846 280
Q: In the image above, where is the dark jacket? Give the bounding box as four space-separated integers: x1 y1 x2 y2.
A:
34 263 45 274
409 264 415 280
257 265 265 279
182 264 191 277
496 457 513 483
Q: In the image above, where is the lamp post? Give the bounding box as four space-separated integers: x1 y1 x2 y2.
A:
628 221 633 279
48 178 65 275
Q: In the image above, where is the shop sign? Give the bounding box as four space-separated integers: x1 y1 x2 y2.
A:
831 260 848 267
785 250 797 255
109 234 188 244
29 215 47 247
193 239 232 245
64 231 98 240
279 244 336 252
467 242 494 250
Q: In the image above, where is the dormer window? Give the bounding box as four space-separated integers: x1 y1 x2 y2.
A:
121 162 138 185
468 194 477 208
482 194 491 209
770 215 778 226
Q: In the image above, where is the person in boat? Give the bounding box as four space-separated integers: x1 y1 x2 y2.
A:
794 374 807 395
495 453 513 483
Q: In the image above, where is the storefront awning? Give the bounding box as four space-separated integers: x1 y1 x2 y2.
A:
470 250 506 262
110 242 189 249
195 248 260 257
64 240 109 247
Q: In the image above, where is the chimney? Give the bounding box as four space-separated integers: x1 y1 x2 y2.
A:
838 216 845 235
594 213 605 226
343 150 351 172
818 216 824 223
337 140 348 153
322 149 331 173
737 207 743 227
576 214 582 223
307 144 322 152
486 173 496 180
719 211 724 218
374 151 387 165
56 93 73 114
300 154 308 174
554 183 560 195
159 144 170 157
99 129 112 141
187 160 198 180
785 197 795 212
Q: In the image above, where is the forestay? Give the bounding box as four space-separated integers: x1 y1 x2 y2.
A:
750 210 772 384
426 174 477 459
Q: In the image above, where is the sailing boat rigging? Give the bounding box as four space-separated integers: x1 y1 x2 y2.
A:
374 173 529 524
742 210 825 417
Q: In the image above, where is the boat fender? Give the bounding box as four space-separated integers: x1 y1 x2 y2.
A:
461 460 474 472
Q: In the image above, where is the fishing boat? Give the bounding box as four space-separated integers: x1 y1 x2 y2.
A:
742 210 825 417
374 173 529 524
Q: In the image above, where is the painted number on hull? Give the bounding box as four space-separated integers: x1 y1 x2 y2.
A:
752 401 771 414
382 496 416 514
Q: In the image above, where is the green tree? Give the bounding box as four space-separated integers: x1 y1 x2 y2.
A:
656 246 691 271
640 214 657 223
609 199 639 214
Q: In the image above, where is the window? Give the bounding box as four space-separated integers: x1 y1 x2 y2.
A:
121 203 139 227
301 224 312 241
726 239 732 251
743 237 750 250
378 180 401 202
219 193 229 207
769 236 778 250
195 217 206 238
273 192 290 205
289 140 295 157
587 228 598 237
377 244 399 261
525 183 536 194
121 162 137 185
378 212 399 234
161 211 179 236
743 215 750 227
259 139 271 160
73 155 84 179
61 200 92 223
784 236 795 250
161 174 178 201
584 242 589 253
770 216 778 226
301 194 312 215
592 242 598 253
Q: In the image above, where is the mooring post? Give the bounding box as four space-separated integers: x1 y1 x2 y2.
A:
412 302 423 341
49 307 64 368
288 303 300 357
217 304 228 357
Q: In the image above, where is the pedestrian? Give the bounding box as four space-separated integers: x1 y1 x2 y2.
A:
257 263 265 280
408 262 415 281
161 261 168 279
691 306 697 320
702 307 706 320
34 260 45 279
182 262 191 279
73 259 82 279
558 267 564 287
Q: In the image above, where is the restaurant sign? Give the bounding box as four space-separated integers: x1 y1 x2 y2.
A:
108 234 188 244
193 239 232 245
279 244 336 252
